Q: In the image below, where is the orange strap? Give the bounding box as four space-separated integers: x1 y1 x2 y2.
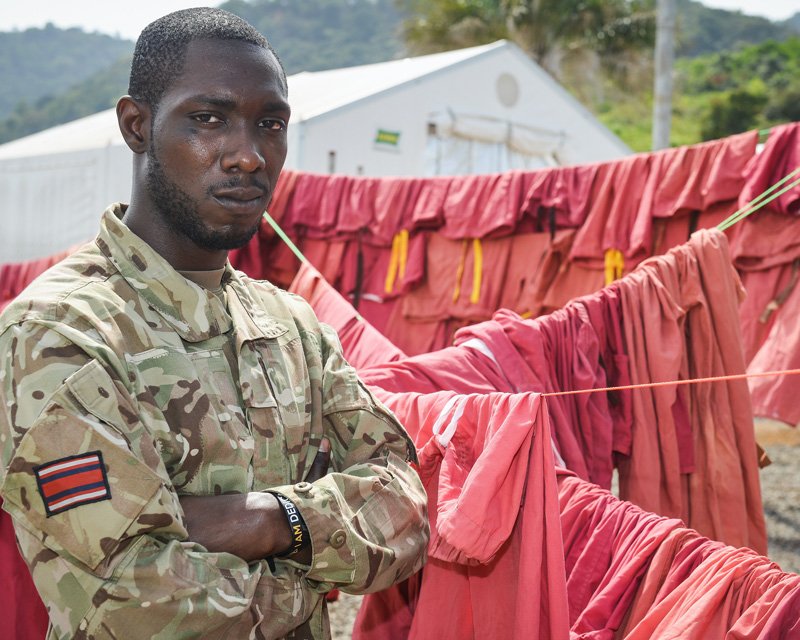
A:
542 369 800 397
470 238 483 304
384 230 409 294
398 230 408 281
605 249 625 286
452 239 484 304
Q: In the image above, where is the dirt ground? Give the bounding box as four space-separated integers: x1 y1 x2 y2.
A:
327 419 800 638
328 592 364 640
754 419 800 574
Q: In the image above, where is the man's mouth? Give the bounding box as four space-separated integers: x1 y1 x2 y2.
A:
213 187 266 201
212 187 268 213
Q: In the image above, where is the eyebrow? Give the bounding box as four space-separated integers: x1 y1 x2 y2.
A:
185 94 291 113
199 95 237 110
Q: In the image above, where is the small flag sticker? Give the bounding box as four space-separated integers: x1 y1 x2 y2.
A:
34 451 111 517
375 129 401 146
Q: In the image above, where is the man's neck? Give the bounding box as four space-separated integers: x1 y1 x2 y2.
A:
121 200 230 271
177 267 226 291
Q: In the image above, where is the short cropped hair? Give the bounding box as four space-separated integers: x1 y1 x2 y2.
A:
128 7 286 113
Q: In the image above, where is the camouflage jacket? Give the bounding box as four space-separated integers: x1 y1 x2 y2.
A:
0 204 429 640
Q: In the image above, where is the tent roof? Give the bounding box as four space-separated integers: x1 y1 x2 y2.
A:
0 107 123 160
287 41 506 121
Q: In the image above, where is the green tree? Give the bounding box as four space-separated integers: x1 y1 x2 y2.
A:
764 87 800 123
394 0 507 53
395 0 655 79
700 88 768 141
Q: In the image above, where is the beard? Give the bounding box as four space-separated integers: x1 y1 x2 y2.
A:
145 143 265 252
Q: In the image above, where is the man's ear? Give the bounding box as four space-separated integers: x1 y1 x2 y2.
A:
116 96 151 154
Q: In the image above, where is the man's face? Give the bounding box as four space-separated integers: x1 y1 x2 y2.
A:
145 38 290 252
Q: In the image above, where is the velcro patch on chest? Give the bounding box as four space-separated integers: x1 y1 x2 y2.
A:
33 451 111 517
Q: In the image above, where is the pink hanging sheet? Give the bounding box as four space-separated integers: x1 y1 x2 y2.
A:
739 122 800 216
558 473 800 639
354 391 569 640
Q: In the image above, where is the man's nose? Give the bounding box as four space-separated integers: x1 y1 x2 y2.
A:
221 127 267 173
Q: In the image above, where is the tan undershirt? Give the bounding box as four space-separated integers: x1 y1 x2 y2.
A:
177 268 226 295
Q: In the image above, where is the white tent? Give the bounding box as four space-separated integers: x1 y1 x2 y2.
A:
0 40 631 263
285 40 631 176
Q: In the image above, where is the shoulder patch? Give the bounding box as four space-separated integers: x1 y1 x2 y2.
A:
34 451 111 517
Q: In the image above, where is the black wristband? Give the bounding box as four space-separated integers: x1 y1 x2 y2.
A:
269 492 310 558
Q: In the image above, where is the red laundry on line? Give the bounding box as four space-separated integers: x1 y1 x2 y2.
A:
354 391 569 640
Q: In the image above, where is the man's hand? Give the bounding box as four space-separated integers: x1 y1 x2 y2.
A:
304 437 332 484
180 438 331 564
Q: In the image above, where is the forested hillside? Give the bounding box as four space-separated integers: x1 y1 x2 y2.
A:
0 24 133 120
0 0 798 148
676 0 797 56
0 55 131 144
594 36 800 150
219 0 405 72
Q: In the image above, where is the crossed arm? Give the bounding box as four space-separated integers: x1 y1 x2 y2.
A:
180 439 331 565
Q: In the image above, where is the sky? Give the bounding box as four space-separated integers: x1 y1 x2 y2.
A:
700 0 799 21
0 0 798 42
0 1 222 41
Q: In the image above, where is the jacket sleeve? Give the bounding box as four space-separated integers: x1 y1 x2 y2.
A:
269 322 429 595
0 321 322 640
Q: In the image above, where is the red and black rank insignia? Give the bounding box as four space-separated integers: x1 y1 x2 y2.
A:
33 451 111 517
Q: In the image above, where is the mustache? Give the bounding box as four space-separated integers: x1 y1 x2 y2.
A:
208 176 270 192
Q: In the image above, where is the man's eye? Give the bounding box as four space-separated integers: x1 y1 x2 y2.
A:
192 114 223 124
261 119 286 131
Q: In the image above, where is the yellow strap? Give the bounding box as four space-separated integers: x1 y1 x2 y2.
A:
384 233 401 293
605 249 625 286
470 238 483 304
398 229 409 281
452 239 469 303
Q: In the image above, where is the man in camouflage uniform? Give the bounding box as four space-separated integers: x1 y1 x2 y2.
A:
0 8 428 639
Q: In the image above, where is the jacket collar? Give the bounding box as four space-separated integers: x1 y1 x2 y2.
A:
95 204 247 343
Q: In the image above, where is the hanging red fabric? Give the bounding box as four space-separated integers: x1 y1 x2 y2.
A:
354 391 569 640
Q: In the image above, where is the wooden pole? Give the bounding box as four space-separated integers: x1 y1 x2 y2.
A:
652 0 676 151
